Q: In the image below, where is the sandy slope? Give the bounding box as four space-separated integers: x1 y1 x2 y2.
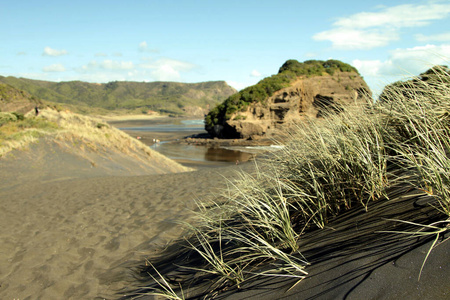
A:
122 182 450 300
217 188 450 300
0 139 251 299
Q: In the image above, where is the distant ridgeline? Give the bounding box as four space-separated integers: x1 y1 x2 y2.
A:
0 76 236 116
205 59 371 139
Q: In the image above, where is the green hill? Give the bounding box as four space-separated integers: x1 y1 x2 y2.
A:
0 82 41 114
0 76 236 116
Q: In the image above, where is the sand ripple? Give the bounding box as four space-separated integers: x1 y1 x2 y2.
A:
0 165 250 299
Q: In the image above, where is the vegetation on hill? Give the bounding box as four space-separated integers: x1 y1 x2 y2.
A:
0 83 42 113
0 83 37 103
205 59 360 129
0 76 236 116
126 66 450 299
0 111 59 156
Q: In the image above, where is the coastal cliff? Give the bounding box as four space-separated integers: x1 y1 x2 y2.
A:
206 60 371 139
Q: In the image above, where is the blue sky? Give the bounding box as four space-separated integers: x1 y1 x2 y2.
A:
1 0 450 97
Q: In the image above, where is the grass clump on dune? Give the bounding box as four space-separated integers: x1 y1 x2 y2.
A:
37 109 191 172
0 111 59 156
1 108 191 173
127 66 450 299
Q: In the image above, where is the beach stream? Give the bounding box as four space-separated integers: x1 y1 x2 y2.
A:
113 118 259 168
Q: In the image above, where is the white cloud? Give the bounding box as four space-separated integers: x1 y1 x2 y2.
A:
138 41 159 53
352 44 450 97
352 59 384 77
416 32 450 42
388 44 450 73
314 28 398 50
314 2 450 50
43 47 68 57
353 44 450 78
43 63 66 72
152 65 180 81
250 70 262 77
82 60 134 71
74 57 196 83
139 41 148 51
100 60 134 70
140 58 197 81
334 3 450 29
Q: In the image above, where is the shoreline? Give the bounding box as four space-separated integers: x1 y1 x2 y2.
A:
108 117 276 168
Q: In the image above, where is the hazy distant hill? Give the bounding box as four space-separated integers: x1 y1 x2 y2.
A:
0 76 237 116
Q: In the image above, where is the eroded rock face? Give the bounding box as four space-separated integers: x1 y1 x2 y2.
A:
219 72 371 139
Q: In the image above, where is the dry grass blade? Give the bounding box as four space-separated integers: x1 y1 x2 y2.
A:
141 259 185 300
381 218 450 280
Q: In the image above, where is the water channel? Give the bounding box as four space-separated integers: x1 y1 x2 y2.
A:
112 118 268 168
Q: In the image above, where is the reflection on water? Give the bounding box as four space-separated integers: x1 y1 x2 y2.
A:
119 119 205 132
205 147 254 163
151 142 254 164
119 119 275 167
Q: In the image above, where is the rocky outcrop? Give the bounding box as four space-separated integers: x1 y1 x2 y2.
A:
213 71 371 139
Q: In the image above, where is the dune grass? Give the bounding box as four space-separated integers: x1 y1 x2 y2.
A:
0 108 155 158
0 112 59 156
128 66 450 299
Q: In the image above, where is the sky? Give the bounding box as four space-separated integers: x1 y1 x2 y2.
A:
1 0 450 97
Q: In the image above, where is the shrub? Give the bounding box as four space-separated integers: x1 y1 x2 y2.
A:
0 112 18 126
96 123 108 129
11 112 25 121
233 114 247 121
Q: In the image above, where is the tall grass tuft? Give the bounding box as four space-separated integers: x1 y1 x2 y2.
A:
378 65 450 218
130 65 450 298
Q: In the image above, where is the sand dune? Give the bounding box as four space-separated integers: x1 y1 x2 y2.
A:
0 140 252 299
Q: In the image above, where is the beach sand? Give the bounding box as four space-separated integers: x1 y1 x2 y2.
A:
0 139 253 299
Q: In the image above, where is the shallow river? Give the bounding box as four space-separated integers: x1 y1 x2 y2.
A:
115 119 260 168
